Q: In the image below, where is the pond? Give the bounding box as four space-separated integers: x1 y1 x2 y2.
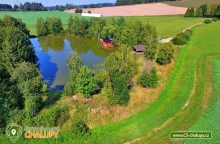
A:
31 35 115 90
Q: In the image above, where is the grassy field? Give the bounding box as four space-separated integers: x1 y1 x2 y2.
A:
0 11 73 35
1 20 219 144
0 11 204 37
184 60 220 144
164 0 220 8
137 21 220 143
125 16 203 38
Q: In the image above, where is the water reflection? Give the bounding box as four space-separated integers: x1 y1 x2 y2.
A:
31 35 115 90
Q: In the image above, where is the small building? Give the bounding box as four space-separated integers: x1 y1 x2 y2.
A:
81 12 102 17
100 38 115 48
133 45 145 54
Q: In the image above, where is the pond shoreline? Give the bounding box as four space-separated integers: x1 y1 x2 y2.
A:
31 35 115 90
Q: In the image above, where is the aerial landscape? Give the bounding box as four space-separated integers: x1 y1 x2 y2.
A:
0 0 220 143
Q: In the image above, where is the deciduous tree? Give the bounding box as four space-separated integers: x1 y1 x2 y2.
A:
76 66 98 97
36 17 48 36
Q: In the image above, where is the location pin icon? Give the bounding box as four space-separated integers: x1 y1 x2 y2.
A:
11 129 16 136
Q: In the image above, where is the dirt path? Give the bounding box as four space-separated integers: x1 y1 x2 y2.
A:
159 22 203 43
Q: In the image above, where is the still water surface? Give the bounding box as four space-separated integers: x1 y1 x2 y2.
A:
31 35 114 90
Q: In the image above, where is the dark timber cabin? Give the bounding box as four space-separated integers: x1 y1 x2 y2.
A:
133 45 145 54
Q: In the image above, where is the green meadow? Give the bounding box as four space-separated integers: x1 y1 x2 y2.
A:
0 11 204 37
184 60 220 144
0 11 73 35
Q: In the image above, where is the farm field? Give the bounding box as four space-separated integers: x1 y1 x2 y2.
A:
1 19 219 144
66 3 187 17
164 0 220 8
0 11 204 38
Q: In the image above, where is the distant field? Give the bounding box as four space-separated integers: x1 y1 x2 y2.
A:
0 11 73 35
164 0 220 8
124 16 204 38
0 11 204 37
66 3 187 16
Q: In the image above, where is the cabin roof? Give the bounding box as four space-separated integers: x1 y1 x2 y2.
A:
133 45 145 52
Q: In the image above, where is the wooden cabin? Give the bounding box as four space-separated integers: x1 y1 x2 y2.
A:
100 38 115 48
133 45 145 54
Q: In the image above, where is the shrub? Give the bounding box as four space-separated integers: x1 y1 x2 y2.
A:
217 4 220 18
36 17 48 36
64 51 84 96
110 74 130 105
156 43 175 65
184 8 195 17
172 33 187 45
139 67 158 88
71 119 90 136
204 19 212 24
144 44 157 60
212 18 218 22
35 105 70 127
75 8 83 13
46 17 63 35
25 96 42 118
71 108 90 137
172 30 192 45
183 30 192 41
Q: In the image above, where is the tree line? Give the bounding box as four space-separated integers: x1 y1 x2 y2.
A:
0 4 13 11
36 17 64 36
0 16 46 131
14 2 47 11
115 0 176 6
185 3 220 18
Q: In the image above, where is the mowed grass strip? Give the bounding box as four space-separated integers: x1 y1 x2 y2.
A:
183 60 220 144
0 11 204 37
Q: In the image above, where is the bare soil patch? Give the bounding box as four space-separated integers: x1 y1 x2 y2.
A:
66 3 187 17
